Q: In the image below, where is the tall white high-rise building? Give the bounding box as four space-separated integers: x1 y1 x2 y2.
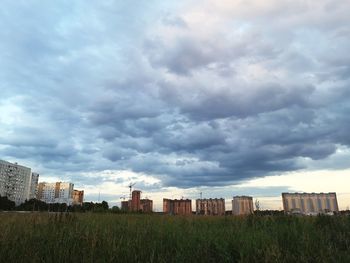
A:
37 182 74 205
0 160 34 205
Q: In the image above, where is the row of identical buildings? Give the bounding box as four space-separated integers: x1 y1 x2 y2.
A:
163 196 254 215
0 160 84 205
163 193 340 216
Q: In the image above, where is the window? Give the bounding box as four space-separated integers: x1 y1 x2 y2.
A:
308 199 314 212
317 198 322 211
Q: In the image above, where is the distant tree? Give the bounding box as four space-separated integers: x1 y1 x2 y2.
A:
69 204 84 212
254 210 284 216
0 195 16 211
101 201 109 210
82 202 94 211
92 201 109 212
16 199 48 211
111 206 121 213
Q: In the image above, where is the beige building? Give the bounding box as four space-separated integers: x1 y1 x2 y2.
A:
72 190 84 205
232 196 254 215
282 192 339 215
196 198 225 215
0 160 37 204
163 199 192 215
37 182 74 205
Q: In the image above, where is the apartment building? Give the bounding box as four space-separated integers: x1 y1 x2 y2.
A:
196 198 225 215
140 198 153 213
0 160 36 205
72 189 84 205
37 182 74 205
282 192 339 215
232 196 254 215
131 190 141 211
122 190 153 212
163 198 192 215
121 200 129 210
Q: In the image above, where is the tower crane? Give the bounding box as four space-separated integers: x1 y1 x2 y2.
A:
128 182 136 200
120 195 128 201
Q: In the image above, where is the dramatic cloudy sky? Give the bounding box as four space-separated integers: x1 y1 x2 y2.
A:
1 0 350 210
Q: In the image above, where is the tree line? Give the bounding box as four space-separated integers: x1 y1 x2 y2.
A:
0 195 121 213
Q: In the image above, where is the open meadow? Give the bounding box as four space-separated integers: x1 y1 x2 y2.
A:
0 213 350 263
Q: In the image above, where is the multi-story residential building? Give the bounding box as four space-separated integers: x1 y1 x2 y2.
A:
37 182 74 205
30 172 39 199
121 200 129 211
131 190 141 211
72 189 84 205
121 191 153 213
140 198 153 213
282 192 339 215
232 196 254 215
0 160 35 205
163 198 192 215
196 198 225 215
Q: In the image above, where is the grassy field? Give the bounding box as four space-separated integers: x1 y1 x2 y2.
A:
0 213 350 263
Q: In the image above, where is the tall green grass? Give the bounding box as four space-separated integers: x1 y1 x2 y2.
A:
0 213 349 262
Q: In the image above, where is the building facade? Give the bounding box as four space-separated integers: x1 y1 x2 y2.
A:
30 172 39 200
37 182 74 205
196 198 225 215
282 192 339 215
0 160 34 204
232 196 254 215
72 190 84 205
163 199 192 215
122 191 153 213
121 200 129 211
131 190 141 211
140 199 153 213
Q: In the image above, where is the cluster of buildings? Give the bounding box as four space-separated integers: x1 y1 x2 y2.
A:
163 196 254 216
121 190 153 212
0 160 84 206
1 160 342 216
37 182 84 205
161 193 340 216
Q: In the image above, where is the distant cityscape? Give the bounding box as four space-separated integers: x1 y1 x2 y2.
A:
0 160 84 206
0 160 341 215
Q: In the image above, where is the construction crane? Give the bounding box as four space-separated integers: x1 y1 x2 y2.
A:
120 195 128 201
128 182 136 200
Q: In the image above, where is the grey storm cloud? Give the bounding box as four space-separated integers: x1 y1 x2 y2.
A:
1 0 350 188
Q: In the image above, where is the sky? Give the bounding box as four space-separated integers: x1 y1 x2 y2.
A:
1 0 350 211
